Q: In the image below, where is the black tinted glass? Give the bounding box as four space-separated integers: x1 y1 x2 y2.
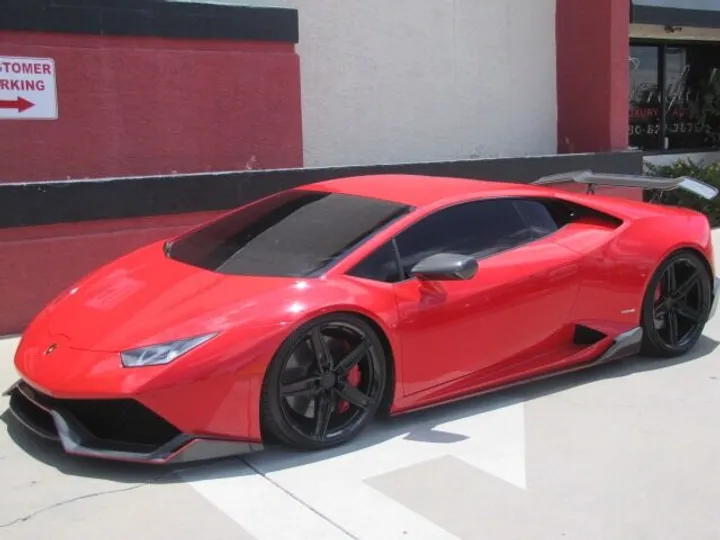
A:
513 200 559 238
628 42 720 151
633 0 716 8
629 45 661 150
169 190 411 277
395 199 532 278
348 241 401 283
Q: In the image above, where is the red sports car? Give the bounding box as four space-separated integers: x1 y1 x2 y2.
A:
5 172 719 464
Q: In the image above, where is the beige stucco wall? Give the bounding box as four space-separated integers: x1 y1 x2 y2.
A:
176 0 558 168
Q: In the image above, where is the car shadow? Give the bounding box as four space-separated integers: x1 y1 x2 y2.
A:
1 334 718 485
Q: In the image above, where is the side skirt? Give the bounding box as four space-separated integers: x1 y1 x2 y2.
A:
391 326 643 416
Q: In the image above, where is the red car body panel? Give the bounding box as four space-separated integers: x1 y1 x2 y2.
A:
5 174 716 463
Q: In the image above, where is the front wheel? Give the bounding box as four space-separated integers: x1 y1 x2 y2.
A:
641 250 713 357
260 313 387 450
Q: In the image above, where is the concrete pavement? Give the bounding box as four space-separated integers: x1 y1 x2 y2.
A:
2 250 720 538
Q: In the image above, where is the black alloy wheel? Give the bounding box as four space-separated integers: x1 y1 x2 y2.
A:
260 313 387 450
641 250 712 357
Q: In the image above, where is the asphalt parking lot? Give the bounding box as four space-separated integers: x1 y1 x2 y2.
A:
2 249 720 540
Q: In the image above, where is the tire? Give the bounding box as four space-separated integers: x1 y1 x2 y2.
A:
640 249 712 358
260 312 388 450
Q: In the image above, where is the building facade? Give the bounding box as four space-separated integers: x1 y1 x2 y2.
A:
179 0 560 168
3 0 719 180
177 0 720 168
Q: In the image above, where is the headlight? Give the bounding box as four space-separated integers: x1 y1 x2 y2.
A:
120 333 217 368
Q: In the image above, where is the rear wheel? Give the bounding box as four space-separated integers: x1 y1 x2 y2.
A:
641 250 712 357
260 313 387 450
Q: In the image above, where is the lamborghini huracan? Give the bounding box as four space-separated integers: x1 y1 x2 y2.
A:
4 171 719 463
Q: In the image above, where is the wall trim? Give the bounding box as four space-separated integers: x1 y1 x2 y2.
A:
630 23 720 41
0 0 299 43
0 151 643 229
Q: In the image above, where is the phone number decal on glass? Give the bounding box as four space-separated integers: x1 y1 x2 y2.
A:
629 122 704 136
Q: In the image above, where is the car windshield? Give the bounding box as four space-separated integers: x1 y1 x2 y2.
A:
167 189 412 277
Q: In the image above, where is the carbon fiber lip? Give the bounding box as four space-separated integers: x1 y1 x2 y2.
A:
6 380 263 464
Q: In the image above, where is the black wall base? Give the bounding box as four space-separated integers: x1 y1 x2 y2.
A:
0 150 643 229
0 0 299 43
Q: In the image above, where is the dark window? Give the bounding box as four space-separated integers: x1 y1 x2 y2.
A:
347 241 401 283
629 45 661 150
512 199 560 238
393 199 533 279
629 42 720 151
168 190 412 277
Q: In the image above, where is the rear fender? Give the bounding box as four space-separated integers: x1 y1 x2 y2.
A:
629 213 714 281
563 211 712 329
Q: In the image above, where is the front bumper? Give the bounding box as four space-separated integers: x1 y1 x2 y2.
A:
3 380 262 464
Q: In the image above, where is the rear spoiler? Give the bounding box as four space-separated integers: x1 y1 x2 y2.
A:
533 170 718 201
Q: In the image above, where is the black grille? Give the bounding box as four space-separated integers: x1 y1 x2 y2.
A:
16 382 181 447
59 398 181 446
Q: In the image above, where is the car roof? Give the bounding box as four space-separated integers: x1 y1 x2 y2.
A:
304 174 533 208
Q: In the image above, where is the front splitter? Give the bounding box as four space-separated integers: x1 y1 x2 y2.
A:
4 380 263 465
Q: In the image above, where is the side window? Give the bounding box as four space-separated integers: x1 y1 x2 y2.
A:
347 241 402 283
394 199 533 278
513 198 577 238
512 199 560 238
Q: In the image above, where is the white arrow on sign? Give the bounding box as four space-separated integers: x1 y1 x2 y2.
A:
183 399 526 540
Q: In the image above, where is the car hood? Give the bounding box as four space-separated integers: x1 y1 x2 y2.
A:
44 242 300 352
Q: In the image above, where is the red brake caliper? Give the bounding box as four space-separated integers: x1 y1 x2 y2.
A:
337 341 362 414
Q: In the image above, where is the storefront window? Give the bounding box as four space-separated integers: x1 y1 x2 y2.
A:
629 45 661 150
629 42 720 152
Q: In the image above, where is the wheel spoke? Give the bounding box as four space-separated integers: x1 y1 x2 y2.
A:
665 263 677 294
673 272 699 300
334 340 371 376
676 303 703 323
335 382 371 410
313 393 333 439
310 328 333 373
281 377 321 397
667 310 680 346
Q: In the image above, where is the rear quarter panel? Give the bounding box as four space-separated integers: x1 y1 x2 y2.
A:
551 201 713 332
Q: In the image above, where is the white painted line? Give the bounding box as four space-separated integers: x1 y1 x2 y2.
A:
181 460 352 540
186 402 525 539
249 460 460 540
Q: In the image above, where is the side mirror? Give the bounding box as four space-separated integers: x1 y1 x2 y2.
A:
410 253 478 281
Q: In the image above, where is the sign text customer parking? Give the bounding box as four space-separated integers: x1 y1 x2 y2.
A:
0 56 58 120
